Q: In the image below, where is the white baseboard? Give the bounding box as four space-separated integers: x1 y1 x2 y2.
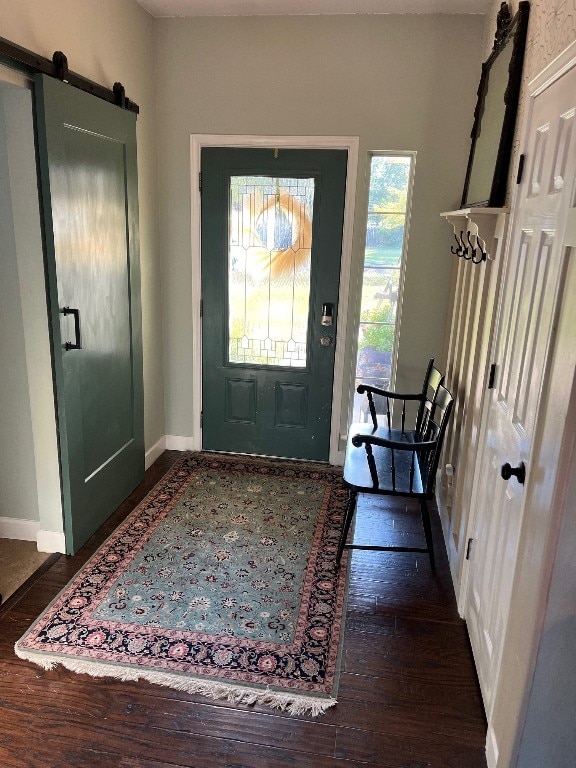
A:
145 435 167 469
0 517 65 554
0 516 39 541
145 435 196 469
435 479 465 616
165 435 195 451
36 529 66 554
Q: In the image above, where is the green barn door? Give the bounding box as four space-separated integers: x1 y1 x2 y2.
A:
201 148 347 461
35 75 144 555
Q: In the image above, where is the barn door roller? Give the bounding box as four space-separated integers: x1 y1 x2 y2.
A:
0 35 139 114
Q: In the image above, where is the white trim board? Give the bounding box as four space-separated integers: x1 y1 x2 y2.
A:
36 530 66 554
190 134 359 465
0 517 39 542
529 39 576 97
146 435 194 461
145 435 167 469
165 435 195 451
0 518 65 554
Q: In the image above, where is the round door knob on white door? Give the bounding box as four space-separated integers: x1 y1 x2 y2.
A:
501 462 526 485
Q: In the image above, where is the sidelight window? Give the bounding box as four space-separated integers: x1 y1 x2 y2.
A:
353 153 414 421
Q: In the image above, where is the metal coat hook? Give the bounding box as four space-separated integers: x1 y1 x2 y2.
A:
463 231 475 261
449 228 487 264
472 233 487 263
469 230 487 263
450 233 461 255
458 230 469 259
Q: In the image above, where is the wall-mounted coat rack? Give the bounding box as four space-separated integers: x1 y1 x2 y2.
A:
441 207 508 265
450 229 487 263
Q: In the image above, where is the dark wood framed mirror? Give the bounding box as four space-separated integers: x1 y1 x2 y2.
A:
461 1 530 208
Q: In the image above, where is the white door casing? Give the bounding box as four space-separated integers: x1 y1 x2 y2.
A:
464 54 576 731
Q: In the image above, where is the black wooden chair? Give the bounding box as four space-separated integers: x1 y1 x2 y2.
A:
337 362 453 573
359 358 444 437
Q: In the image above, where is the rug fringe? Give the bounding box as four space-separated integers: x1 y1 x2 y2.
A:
14 645 337 717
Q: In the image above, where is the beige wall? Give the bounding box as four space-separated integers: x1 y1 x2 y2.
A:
0 0 165 451
154 13 485 440
0 93 40 523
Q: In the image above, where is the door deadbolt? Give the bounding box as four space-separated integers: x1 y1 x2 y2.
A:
321 303 334 326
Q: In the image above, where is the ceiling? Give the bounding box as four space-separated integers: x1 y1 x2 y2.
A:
136 0 491 17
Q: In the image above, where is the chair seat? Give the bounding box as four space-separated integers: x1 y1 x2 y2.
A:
343 423 425 496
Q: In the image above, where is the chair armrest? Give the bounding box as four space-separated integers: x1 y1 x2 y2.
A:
351 433 436 452
356 384 423 402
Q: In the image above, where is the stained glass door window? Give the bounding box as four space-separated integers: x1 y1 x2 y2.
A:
228 176 315 368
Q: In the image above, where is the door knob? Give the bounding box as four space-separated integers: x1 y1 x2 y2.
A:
500 462 525 485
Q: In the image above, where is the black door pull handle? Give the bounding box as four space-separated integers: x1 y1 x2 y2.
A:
61 307 82 351
501 462 525 485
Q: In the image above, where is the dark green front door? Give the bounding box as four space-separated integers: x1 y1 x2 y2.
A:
201 148 347 461
35 75 144 554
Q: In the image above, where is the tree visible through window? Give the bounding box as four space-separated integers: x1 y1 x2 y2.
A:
353 153 414 421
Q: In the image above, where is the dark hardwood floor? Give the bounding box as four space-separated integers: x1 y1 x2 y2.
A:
0 451 487 768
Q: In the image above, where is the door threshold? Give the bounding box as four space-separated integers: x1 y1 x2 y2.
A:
201 448 330 464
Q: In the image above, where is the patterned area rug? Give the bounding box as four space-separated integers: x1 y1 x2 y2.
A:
15 452 349 716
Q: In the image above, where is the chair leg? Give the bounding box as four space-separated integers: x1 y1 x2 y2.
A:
337 489 357 564
420 498 436 573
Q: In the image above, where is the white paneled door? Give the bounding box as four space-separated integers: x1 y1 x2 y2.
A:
465 64 576 718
